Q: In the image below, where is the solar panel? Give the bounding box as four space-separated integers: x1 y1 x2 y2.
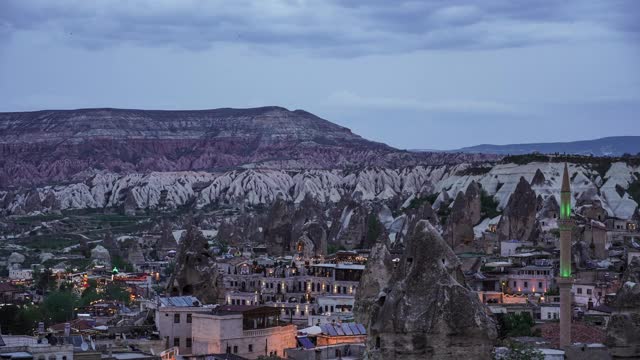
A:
322 324 338 336
356 324 367 335
298 337 315 349
334 324 345 336
348 323 361 335
341 324 353 336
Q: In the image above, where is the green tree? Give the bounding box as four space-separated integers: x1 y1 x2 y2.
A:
34 268 56 294
41 290 78 324
498 312 536 338
163 261 175 278
366 213 383 244
80 279 100 306
14 305 43 334
105 282 131 305
480 189 501 219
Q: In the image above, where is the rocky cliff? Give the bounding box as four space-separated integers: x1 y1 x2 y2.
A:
497 177 540 242
606 257 640 358
2 162 639 221
358 220 497 359
168 223 220 304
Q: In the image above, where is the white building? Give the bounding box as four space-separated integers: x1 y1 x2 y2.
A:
572 282 603 307
541 305 560 321
155 296 211 355
192 305 296 359
9 268 33 281
0 335 74 360
507 265 553 294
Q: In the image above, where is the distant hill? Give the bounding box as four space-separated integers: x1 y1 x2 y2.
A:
451 136 640 157
0 107 497 187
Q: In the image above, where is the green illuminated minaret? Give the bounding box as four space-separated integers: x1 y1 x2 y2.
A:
558 163 573 348
559 163 572 278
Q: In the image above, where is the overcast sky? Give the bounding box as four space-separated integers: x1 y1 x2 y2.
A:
1 0 639 149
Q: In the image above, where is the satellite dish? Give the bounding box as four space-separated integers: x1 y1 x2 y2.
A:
81 342 89 351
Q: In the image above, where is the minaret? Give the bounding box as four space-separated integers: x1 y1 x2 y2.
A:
558 163 573 348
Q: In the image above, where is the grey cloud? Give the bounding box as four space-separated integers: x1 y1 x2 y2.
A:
0 0 637 56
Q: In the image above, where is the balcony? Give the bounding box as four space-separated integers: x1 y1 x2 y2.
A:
243 324 296 338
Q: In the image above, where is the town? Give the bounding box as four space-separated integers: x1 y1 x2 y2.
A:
1 161 640 359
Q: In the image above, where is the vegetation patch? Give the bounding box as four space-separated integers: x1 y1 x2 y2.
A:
455 166 492 176
628 174 640 204
480 190 501 219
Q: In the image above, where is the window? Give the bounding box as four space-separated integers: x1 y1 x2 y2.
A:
174 313 180 323
174 338 180 347
513 281 517 288
524 282 528 288
233 346 238 354
186 338 192 348
587 289 592 295
248 344 253 352
547 312 551 319
187 313 192 323
538 282 543 289
577 288 583 294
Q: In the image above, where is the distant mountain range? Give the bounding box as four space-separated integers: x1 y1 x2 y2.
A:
448 136 640 157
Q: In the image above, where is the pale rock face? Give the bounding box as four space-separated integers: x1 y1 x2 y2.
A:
3 162 638 221
361 220 497 360
39 252 55 263
8 252 25 264
90 245 111 264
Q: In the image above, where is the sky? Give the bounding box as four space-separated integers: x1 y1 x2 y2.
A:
0 0 639 150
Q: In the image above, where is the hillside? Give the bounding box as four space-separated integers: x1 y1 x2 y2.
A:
452 136 640 156
0 107 495 187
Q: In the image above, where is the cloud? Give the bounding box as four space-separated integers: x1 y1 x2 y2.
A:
326 90 520 114
0 0 638 56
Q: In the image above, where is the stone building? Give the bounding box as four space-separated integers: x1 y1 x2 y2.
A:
155 296 210 355
191 305 296 359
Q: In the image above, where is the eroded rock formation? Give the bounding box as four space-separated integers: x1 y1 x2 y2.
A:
606 257 640 358
360 220 497 359
353 232 393 328
497 177 540 242
443 181 482 248
168 224 220 304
